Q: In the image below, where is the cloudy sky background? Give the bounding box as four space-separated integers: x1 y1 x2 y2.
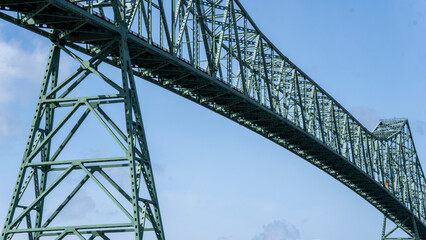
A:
1 0 426 239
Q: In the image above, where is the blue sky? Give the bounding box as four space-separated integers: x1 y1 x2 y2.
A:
1 1 426 240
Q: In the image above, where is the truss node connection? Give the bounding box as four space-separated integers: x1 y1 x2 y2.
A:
0 0 425 239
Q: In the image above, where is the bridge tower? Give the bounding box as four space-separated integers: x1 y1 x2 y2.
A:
0 5 165 240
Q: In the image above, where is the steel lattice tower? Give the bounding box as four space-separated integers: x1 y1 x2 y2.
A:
1 11 166 239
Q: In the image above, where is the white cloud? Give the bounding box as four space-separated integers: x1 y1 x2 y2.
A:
350 106 381 131
0 31 48 136
0 114 20 136
62 189 96 218
252 220 301 240
0 35 47 102
217 236 233 240
0 39 46 83
411 120 426 136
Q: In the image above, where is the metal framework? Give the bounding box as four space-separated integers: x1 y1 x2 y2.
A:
382 215 420 240
0 0 425 239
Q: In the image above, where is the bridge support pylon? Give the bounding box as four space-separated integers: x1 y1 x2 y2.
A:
1 36 165 239
381 215 420 240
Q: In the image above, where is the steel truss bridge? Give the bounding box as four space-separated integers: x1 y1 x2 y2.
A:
0 0 424 239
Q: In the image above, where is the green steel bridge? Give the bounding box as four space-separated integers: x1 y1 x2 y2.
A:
0 0 424 239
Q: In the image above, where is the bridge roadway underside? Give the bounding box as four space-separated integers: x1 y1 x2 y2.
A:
1 0 425 237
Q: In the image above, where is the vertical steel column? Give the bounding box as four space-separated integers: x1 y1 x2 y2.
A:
117 33 165 240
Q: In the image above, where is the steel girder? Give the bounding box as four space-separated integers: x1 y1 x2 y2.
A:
382 215 420 240
0 0 425 239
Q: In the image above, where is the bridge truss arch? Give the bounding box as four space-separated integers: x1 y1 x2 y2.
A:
0 0 425 239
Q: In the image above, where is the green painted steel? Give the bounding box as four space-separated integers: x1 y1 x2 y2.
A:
0 0 425 239
382 215 420 240
0 39 166 238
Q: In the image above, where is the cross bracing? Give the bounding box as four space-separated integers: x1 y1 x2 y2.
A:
0 0 425 239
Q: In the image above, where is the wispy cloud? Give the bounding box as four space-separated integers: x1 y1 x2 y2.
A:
350 106 381 131
217 236 233 240
252 220 301 240
0 39 46 84
0 30 48 136
411 120 426 136
61 189 96 218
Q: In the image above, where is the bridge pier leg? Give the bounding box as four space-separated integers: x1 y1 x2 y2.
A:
1 38 165 240
381 215 419 240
